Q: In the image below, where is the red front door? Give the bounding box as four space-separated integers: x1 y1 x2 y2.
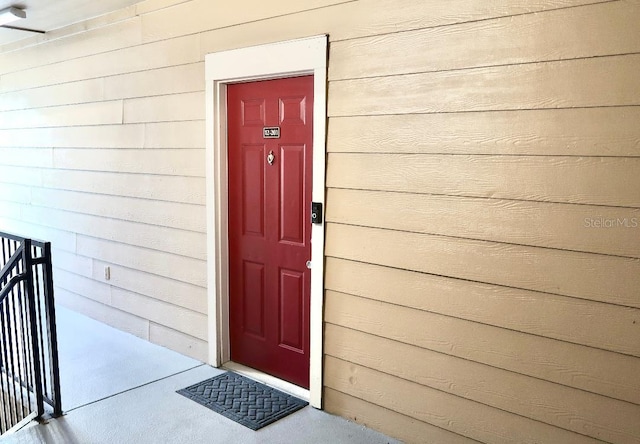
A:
227 76 313 389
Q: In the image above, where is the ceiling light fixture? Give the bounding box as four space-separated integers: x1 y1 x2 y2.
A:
0 7 26 27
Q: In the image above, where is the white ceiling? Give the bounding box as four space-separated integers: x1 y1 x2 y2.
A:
0 0 142 46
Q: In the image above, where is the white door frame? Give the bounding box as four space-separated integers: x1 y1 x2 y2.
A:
204 35 327 408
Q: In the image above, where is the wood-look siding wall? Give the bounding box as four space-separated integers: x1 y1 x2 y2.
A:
1 0 639 442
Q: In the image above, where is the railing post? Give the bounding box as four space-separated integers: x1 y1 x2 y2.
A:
0 232 63 433
41 243 62 416
21 239 45 418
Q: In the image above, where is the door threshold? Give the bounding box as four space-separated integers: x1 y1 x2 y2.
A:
222 361 310 402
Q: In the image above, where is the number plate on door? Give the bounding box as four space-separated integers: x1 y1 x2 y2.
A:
263 127 281 139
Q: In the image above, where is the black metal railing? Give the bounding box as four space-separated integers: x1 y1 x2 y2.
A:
0 231 62 436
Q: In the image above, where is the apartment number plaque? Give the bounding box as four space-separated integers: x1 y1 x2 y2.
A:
263 127 281 139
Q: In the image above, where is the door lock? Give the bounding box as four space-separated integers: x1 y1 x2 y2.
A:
311 202 323 224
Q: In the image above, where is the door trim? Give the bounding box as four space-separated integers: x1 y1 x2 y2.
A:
204 36 327 408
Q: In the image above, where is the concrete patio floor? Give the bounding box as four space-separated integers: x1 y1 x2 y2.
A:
4 306 399 444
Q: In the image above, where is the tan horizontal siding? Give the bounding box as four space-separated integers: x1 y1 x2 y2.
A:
52 249 92 277
110 288 207 340
91 261 207 314
0 78 104 112
198 0 610 59
0 101 123 129
104 63 204 101
0 35 201 93
20 205 206 260
144 121 205 149
325 324 640 443
326 223 640 309
327 153 640 207
139 0 350 43
325 356 603 444
54 268 111 306
326 0 608 42
30 188 206 233
76 236 207 287
0 0 605 73
327 107 640 157
52 148 205 177
0 125 145 148
41 170 206 205
329 1 640 80
326 188 640 258
329 54 640 116
0 216 76 252
0 122 204 149
55 288 150 340
324 388 478 444
325 258 640 365
0 18 142 76
0 64 204 112
123 92 205 123
149 323 207 362
325 289 640 406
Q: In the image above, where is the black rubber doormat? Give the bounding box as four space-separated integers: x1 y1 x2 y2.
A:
177 372 308 430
